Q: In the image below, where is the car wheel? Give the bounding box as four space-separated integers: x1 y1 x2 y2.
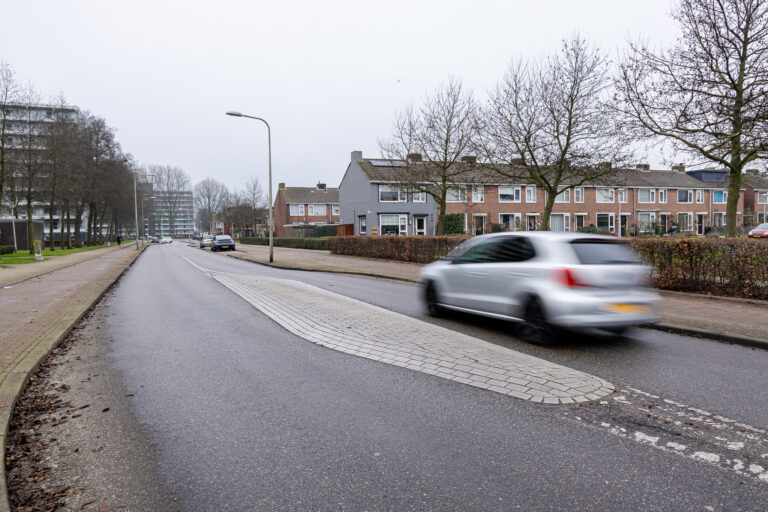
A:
519 298 555 345
604 326 630 337
424 282 444 317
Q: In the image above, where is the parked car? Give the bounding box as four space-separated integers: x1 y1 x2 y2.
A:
420 232 659 344
211 235 236 252
200 235 214 248
748 223 768 238
149 237 160 244
161 236 172 244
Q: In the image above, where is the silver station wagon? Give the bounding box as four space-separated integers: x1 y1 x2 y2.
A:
420 232 659 344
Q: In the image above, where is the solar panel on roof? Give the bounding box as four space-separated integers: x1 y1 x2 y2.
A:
369 160 405 167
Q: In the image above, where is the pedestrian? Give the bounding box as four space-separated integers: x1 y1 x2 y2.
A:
116 235 122 246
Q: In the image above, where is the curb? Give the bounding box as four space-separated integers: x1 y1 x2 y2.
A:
224 252 768 350
0 246 147 512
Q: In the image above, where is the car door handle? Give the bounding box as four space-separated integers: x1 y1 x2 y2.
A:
507 272 531 277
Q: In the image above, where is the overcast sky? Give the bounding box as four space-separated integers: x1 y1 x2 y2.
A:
1 0 678 195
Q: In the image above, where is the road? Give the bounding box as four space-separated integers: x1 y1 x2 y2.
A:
34 242 768 510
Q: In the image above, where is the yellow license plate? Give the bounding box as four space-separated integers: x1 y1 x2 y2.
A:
603 303 650 314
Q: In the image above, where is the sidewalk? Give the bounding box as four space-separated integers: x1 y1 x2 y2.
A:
225 242 768 350
0 243 145 512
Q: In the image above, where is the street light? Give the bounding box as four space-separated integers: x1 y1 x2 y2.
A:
141 196 156 240
226 110 274 262
133 172 155 250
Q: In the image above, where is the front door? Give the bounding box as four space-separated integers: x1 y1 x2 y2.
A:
415 216 426 235
620 214 629 237
472 215 485 235
697 214 705 235
526 215 538 231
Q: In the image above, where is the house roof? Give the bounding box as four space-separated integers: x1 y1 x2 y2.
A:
357 159 731 189
742 173 768 191
280 187 339 204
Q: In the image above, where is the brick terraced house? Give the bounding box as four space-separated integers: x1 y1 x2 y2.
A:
273 183 340 237
339 150 750 237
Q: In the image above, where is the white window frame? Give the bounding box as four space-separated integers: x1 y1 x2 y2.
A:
677 212 693 231
596 188 615 203
596 212 615 232
658 189 667 203
573 187 584 203
498 186 522 203
712 190 727 204
289 204 305 216
638 188 656 203
575 213 587 230
618 188 627 204
446 187 467 203
696 189 704 204
677 189 693 204
499 213 522 231
549 213 571 232
358 215 366 235
554 187 570 203
332 204 340 216
638 212 657 233
379 184 405 202
526 186 537 203
379 214 408 236
472 185 484 203
308 204 326 216
412 190 426 203
759 191 768 204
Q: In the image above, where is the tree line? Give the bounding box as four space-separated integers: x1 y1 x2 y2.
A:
193 177 267 237
381 0 768 237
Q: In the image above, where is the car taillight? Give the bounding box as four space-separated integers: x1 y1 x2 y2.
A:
555 268 591 287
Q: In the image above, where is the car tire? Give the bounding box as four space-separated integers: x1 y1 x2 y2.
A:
518 298 555 345
604 326 630 337
424 282 444 317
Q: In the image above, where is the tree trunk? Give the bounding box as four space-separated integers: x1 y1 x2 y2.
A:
64 200 71 249
26 200 34 255
74 203 84 247
540 191 556 231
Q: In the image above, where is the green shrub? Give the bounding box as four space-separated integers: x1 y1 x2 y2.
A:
577 226 604 234
239 237 329 250
0 245 15 255
329 235 470 263
313 225 339 237
444 214 466 235
490 223 506 233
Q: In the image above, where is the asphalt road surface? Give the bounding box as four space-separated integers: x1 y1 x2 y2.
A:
58 243 768 510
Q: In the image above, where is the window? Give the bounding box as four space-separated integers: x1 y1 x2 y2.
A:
618 188 627 203
759 191 768 204
550 213 570 231
472 185 484 203
499 186 521 202
596 188 615 203
500 213 522 231
526 186 537 203
597 213 615 232
554 187 570 203
454 237 535 264
713 212 725 228
380 214 407 236
677 212 693 231
412 190 426 202
638 212 656 232
574 187 584 203
677 189 693 203
308 204 326 216
289 204 304 216
696 190 704 203
379 185 404 202
446 187 467 203
713 190 727 204
332 204 340 216
358 216 366 235
638 188 655 203
658 189 667 203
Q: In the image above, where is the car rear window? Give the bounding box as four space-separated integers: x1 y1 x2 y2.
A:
569 239 638 265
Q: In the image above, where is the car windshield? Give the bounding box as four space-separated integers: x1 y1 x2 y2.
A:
757 223 768 229
569 239 639 265
217 236 233 242
442 237 485 260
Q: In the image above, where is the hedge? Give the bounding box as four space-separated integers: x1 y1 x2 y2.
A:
0 245 15 255
240 237 329 250
329 235 469 263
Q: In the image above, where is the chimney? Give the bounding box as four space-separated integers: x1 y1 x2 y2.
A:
278 182 285 189
636 163 651 171
351 150 362 162
317 182 326 190
407 153 422 163
671 163 685 173
461 156 477 166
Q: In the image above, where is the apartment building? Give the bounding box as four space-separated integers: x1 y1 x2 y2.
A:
273 182 340 237
153 190 195 237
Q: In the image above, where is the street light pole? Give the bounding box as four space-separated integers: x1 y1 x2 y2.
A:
141 196 155 241
226 111 274 262
133 172 155 250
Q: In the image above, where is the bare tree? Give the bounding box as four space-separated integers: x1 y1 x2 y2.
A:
380 77 480 235
193 178 229 233
152 164 191 237
240 177 266 235
617 0 768 236
0 61 20 216
482 36 631 230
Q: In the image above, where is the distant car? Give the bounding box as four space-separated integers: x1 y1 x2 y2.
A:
748 223 768 238
420 232 659 344
200 235 214 248
150 237 160 244
211 235 235 252
161 236 172 244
